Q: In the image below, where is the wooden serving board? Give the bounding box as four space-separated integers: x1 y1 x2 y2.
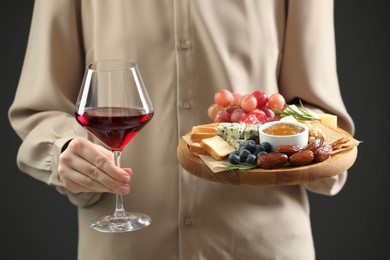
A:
177 137 358 187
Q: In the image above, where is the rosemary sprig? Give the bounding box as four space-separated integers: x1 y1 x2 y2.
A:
274 100 319 121
224 162 258 170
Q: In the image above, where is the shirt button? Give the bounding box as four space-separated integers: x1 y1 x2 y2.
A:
184 217 192 226
182 101 191 109
179 41 189 50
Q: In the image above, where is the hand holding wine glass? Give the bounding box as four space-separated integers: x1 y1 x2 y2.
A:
74 60 154 233
59 136 132 194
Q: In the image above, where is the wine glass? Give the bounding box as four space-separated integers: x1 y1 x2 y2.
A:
74 60 154 233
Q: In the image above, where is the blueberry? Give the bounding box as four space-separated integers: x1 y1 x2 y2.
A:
243 140 256 153
245 154 257 165
256 150 268 157
239 149 251 162
247 134 259 144
253 144 263 155
260 142 272 153
228 153 241 165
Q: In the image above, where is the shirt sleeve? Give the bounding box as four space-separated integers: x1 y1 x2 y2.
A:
8 0 102 207
279 0 355 195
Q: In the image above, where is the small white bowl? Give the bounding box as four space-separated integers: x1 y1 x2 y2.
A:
259 121 309 151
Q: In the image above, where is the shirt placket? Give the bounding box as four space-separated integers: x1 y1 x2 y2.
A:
174 0 198 259
174 0 196 137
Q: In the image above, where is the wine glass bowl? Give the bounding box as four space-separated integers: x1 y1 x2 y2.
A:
74 60 154 233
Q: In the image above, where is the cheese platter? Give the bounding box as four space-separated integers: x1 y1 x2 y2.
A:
178 89 361 187
177 135 358 186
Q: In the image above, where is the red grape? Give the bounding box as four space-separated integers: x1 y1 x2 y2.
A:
214 111 231 122
214 89 234 107
230 108 246 122
232 92 242 106
252 90 268 108
240 94 257 113
207 103 224 120
267 93 285 112
260 105 275 118
224 105 241 114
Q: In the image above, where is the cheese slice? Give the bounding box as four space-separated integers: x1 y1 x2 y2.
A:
280 115 297 122
201 135 236 161
319 113 338 128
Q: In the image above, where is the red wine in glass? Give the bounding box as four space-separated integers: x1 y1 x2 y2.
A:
75 107 154 151
74 60 154 233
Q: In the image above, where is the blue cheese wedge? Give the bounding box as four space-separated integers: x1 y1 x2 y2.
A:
243 124 261 140
217 123 261 151
217 123 246 140
227 138 247 150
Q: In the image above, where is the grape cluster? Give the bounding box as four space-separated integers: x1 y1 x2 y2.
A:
228 138 272 165
208 89 286 125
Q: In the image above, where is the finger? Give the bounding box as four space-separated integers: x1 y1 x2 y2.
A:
68 138 130 182
59 151 130 194
60 174 101 193
59 162 130 194
58 162 106 193
94 143 114 159
123 168 133 177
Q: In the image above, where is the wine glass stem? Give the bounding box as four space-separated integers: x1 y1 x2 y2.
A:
112 151 128 218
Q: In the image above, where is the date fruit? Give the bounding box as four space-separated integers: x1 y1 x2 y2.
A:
304 137 324 151
275 144 302 156
289 150 314 166
313 144 333 162
257 152 288 169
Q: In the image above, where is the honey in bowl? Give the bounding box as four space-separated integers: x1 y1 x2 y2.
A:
262 122 305 136
259 121 309 151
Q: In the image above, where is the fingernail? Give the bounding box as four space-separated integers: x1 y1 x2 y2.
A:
121 174 130 183
119 185 130 194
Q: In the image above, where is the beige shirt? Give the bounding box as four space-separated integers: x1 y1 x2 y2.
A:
9 0 354 259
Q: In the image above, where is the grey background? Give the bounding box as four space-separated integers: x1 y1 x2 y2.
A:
1 1 388 259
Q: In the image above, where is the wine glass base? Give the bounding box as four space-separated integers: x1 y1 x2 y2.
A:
89 212 151 233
